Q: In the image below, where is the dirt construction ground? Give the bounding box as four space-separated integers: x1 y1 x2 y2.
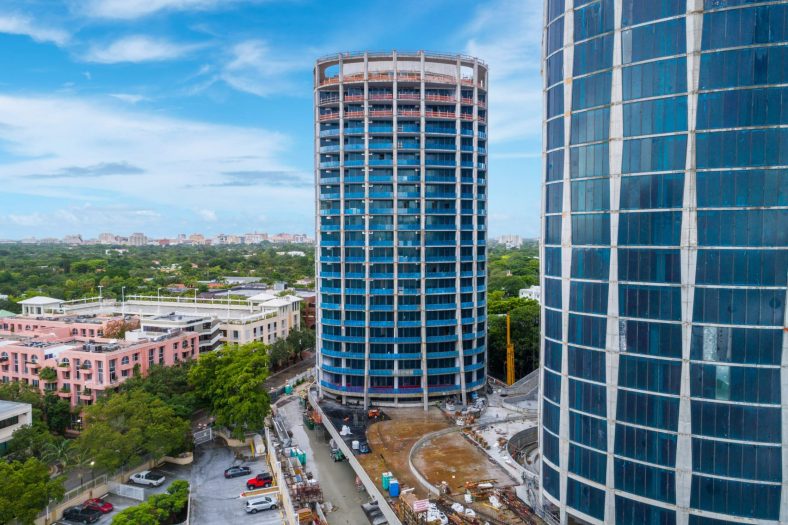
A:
413 431 516 494
357 406 453 498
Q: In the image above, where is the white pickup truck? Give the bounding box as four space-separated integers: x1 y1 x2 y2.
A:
130 470 166 487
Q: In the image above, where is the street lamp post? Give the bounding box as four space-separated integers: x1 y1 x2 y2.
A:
157 287 162 314
121 286 126 317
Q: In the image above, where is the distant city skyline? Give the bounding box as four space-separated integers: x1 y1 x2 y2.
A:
0 0 542 239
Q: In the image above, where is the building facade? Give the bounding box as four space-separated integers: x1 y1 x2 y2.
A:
314 51 488 407
540 1 788 524
0 400 32 454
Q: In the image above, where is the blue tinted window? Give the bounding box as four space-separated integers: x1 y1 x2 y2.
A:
570 411 607 450
569 444 606 484
547 117 565 150
569 313 607 349
697 209 787 247
546 149 564 182
567 478 605 520
545 247 562 277
545 277 563 309
691 363 780 404
542 463 560 499
545 215 562 245
570 143 609 178
547 84 564 119
573 34 614 76
544 369 562 404
697 88 788 130
620 284 681 321
572 71 611 110
616 495 676 525
546 17 564 55
546 182 563 213
622 17 686 64
571 179 610 212
693 287 785 326
547 0 564 23
689 515 740 525
568 346 606 382
690 475 780 520
696 169 788 208
622 58 687 100
619 173 684 210
622 0 684 26
692 437 782 482
691 400 781 442
570 281 609 315
569 378 607 416
622 135 687 173
703 4 788 49
695 249 788 286
614 458 676 503
546 308 563 340
618 211 682 246
618 249 681 283
546 52 564 87
545 339 563 372
699 46 788 89
572 213 610 245
623 97 687 137
690 326 782 365
617 390 679 430
623 320 683 358
544 398 561 433
696 129 788 169
571 247 610 279
615 424 677 466
543 428 560 464
574 0 614 41
571 107 610 144
619 354 682 394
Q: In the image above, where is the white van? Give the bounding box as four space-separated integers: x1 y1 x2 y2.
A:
244 496 278 514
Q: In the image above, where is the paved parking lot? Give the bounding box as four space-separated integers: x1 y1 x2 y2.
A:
190 441 283 525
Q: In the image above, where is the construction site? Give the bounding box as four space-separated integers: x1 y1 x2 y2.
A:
297 370 546 525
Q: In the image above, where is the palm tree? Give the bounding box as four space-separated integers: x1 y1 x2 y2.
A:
41 439 75 475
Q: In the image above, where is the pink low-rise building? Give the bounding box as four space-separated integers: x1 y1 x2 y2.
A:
0 328 198 408
0 314 117 340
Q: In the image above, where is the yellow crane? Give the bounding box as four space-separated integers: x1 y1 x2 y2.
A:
506 313 515 385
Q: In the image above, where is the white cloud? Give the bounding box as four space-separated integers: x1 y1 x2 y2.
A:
463 0 543 144
82 35 202 64
198 209 217 222
220 40 309 97
78 0 254 20
0 14 69 46
109 93 149 104
0 94 312 237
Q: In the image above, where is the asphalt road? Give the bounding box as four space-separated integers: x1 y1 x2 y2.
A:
189 441 284 525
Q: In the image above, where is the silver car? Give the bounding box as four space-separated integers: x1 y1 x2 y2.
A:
244 496 278 514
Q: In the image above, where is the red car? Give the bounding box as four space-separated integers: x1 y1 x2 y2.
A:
83 498 113 513
246 472 274 490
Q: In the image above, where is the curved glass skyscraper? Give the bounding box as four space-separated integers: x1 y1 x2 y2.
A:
314 52 488 408
539 1 788 524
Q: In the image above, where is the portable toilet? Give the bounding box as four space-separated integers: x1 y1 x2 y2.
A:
285 384 293 395
389 478 400 497
298 451 307 465
382 472 391 490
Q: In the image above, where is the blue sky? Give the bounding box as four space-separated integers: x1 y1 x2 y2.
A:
0 0 543 240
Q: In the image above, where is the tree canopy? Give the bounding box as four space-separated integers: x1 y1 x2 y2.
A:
0 458 65 525
188 341 271 439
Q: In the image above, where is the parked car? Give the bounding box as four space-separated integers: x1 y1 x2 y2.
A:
62 506 102 524
244 496 278 513
130 470 166 487
83 498 113 513
246 472 274 490
224 465 252 478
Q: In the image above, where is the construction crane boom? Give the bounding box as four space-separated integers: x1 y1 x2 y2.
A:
506 313 515 385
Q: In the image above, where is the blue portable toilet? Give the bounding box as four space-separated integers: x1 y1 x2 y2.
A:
388 478 400 497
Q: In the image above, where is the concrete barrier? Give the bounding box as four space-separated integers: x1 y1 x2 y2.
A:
163 452 194 465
